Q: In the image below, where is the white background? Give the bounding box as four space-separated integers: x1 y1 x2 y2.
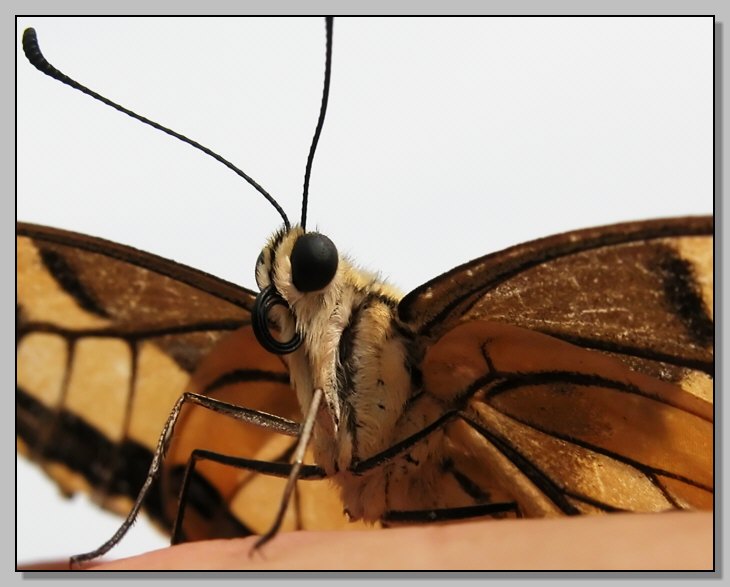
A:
16 16 713 564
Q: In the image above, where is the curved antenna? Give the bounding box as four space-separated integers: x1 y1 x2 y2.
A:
300 16 334 231
22 27 291 231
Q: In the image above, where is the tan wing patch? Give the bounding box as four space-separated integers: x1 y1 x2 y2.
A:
65 338 131 443
674 235 713 318
679 370 713 404
128 340 191 449
17 332 67 408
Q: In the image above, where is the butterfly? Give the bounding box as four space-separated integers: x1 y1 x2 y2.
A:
17 16 713 565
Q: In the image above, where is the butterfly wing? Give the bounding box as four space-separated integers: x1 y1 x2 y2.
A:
16 223 356 543
398 216 713 517
400 216 713 388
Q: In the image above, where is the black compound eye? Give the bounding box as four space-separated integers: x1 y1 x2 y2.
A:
290 233 338 292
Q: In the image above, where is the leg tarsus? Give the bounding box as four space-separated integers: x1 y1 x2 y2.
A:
382 501 519 524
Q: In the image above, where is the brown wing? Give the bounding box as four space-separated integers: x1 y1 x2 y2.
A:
405 217 712 518
16 223 357 544
399 216 713 393
423 320 712 516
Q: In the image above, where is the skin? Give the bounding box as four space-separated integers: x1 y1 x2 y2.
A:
21 511 713 571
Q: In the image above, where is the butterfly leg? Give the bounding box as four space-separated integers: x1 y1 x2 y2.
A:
381 502 519 524
349 409 459 474
171 446 326 545
252 387 324 553
70 391 303 567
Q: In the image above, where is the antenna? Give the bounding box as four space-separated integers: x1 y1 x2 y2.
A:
300 16 334 231
22 27 291 230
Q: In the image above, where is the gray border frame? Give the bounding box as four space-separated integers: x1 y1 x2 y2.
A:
7 0 726 583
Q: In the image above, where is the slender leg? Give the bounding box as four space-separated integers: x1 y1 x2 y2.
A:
350 409 458 474
382 502 519 524
252 388 324 553
69 391 302 567
171 447 327 544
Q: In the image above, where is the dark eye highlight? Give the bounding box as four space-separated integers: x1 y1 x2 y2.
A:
290 233 338 293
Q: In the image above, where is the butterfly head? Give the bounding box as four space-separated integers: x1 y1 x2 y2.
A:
254 225 405 461
253 226 341 355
